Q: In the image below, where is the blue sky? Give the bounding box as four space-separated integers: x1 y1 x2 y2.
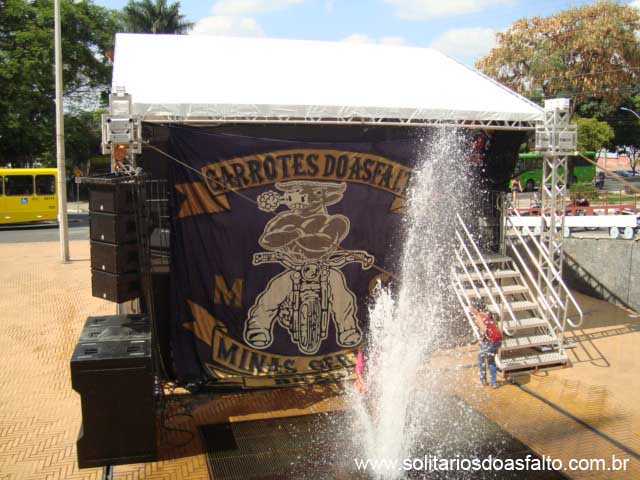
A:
94 0 634 66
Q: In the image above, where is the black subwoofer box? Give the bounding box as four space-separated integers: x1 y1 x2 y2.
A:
91 270 140 303
90 241 139 274
71 314 156 468
79 313 150 342
90 212 137 244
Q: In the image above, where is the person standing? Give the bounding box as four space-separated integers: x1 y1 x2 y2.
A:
470 299 503 388
509 176 523 207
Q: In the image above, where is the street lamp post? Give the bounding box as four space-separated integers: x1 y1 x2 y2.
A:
620 106 640 121
54 0 70 262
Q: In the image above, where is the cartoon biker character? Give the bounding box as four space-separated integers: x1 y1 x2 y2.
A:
244 181 371 353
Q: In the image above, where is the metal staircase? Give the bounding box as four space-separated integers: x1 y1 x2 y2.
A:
452 210 583 376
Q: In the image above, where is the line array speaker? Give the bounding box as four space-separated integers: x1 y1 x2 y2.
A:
90 241 139 274
89 212 137 244
85 176 141 303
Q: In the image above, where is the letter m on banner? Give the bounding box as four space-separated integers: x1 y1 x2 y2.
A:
214 275 243 308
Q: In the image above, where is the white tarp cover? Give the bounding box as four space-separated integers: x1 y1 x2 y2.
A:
112 33 543 124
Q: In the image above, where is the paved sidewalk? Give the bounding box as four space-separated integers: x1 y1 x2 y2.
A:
0 241 638 479
434 292 640 479
0 241 347 479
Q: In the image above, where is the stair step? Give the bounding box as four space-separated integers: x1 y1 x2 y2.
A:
497 351 569 372
501 334 557 351
506 229 539 237
488 300 537 314
502 317 549 331
464 284 529 298
463 254 512 266
457 269 520 282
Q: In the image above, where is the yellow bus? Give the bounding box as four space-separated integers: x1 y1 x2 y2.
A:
0 168 58 224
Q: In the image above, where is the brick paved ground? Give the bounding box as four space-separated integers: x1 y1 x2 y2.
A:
0 241 113 479
0 241 347 479
435 292 640 479
0 241 638 479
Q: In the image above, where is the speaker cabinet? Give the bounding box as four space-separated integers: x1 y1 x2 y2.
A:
79 314 149 342
90 241 139 274
85 176 142 304
89 182 135 214
71 315 156 469
90 213 137 244
91 270 140 303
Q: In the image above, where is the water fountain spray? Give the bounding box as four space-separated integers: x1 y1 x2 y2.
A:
351 129 478 478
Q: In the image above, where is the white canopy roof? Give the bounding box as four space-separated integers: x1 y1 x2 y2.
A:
112 33 543 129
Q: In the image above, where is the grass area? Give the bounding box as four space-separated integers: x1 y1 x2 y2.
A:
567 183 638 205
600 194 638 204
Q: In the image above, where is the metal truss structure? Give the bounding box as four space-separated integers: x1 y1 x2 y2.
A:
137 115 538 131
101 90 143 170
100 90 540 172
534 99 578 319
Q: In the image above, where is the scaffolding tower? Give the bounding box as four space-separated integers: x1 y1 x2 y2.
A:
535 99 578 319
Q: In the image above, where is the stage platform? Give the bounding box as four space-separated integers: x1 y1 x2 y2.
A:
0 240 638 479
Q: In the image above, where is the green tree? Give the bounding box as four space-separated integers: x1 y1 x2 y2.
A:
64 110 104 171
0 0 122 166
123 0 193 34
476 2 640 114
573 117 615 152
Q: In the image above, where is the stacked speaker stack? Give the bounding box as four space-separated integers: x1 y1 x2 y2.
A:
88 178 141 303
71 314 157 468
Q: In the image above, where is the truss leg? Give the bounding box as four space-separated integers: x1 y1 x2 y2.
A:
103 465 113 480
535 99 577 320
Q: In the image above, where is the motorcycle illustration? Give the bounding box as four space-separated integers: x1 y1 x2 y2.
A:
252 249 374 355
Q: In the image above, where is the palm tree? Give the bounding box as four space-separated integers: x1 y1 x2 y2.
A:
123 0 193 34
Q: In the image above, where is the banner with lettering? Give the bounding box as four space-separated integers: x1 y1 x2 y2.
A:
169 126 426 387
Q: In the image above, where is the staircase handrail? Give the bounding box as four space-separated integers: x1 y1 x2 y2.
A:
506 199 583 329
505 220 573 345
504 234 563 334
454 233 515 337
504 211 568 330
451 256 482 340
505 201 584 329
455 214 516 336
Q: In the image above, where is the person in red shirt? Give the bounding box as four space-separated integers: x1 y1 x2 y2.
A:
470 298 503 388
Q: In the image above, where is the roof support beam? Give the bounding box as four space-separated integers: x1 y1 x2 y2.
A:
137 117 538 131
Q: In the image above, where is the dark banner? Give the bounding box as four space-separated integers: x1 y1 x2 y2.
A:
168 126 433 387
166 126 509 387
